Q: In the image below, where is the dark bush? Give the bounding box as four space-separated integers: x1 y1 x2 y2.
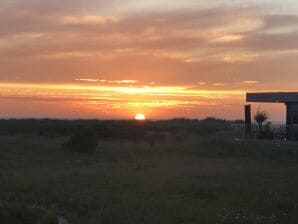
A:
64 129 98 153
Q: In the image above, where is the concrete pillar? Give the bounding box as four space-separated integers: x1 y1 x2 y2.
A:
286 103 298 140
244 104 252 137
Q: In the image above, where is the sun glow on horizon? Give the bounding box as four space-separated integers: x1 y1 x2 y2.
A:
0 82 250 119
135 113 146 120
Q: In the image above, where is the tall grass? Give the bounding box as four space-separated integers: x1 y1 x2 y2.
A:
1 119 298 223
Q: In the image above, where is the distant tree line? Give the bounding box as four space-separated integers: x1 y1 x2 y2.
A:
0 117 233 139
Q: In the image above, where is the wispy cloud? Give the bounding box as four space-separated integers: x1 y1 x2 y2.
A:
241 80 259 84
75 79 139 84
75 78 101 82
59 15 120 25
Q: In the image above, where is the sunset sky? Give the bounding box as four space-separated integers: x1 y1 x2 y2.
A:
1 0 298 120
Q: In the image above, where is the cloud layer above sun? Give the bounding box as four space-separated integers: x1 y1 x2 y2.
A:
0 0 297 119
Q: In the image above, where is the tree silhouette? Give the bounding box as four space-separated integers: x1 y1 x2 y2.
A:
254 109 269 132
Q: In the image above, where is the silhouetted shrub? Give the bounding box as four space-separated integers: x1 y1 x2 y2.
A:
254 109 269 134
64 129 98 153
144 132 166 146
256 122 274 139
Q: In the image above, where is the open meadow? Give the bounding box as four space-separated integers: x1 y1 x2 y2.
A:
1 119 298 224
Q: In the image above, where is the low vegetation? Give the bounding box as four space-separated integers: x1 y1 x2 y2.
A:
0 118 298 223
63 128 98 153
0 202 56 224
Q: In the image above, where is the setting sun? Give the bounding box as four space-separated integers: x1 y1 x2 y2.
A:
135 113 146 120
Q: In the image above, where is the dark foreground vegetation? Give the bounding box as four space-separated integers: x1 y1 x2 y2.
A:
1 118 298 223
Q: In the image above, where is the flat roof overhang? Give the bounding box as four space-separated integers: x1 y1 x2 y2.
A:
247 92 298 103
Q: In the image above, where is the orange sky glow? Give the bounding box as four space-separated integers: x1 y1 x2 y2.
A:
0 0 298 120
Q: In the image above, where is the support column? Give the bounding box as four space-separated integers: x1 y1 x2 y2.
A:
286 103 298 140
244 104 252 137
286 103 291 140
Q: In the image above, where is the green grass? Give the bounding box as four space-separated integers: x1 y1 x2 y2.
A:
1 133 298 223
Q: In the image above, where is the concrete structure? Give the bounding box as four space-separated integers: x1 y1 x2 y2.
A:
246 92 298 140
244 104 252 137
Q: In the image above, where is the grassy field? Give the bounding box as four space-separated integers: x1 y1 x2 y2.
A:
1 121 298 223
